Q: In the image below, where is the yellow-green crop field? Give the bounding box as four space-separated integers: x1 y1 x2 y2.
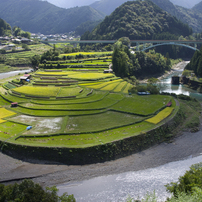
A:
0 108 16 119
36 71 69 76
60 51 112 56
13 86 61 97
113 81 127 92
146 107 174 124
100 82 120 91
123 83 133 94
0 108 16 123
68 73 114 80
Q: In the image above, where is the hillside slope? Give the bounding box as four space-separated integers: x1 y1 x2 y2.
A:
83 0 192 40
0 0 105 34
90 0 202 33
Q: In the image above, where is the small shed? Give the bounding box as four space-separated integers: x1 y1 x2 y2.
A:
138 92 150 95
104 69 113 73
11 102 18 107
23 74 31 79
20 76 28 82
166 102 172 107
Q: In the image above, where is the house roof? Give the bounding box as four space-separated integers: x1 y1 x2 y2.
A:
20 76 28 80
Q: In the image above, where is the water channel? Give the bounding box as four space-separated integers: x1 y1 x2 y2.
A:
57 62 202 201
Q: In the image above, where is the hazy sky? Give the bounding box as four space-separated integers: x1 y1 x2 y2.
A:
167 0 201 8
45 0 97 8
45 0 201 9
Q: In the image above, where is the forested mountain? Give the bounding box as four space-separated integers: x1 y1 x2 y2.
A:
0 0 105 34
90 0 202 33
75 20 102 35
82 0 192 41
0 18 11 36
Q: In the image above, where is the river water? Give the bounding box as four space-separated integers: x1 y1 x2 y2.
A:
0 69 32 80
57 62 202 201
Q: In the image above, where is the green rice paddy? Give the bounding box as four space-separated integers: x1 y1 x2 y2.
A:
0 55 178 150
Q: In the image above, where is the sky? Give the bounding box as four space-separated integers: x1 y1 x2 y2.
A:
45 0 97 8
44 0 201 9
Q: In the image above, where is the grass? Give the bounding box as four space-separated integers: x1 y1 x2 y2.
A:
13 86 61 97
146 107 174 124
20 93 124 110
65 111 146 133
111 95 171 116
11 106 107 117
14 121 154 148
56 87 82 97
31 91 108 105
0 121 27 141
1 92 31 103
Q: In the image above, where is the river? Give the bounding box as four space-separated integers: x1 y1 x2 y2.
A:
57 61 202 201
0 69 32 80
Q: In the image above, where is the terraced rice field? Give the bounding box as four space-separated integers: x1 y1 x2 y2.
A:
12 86 61 97
146 107 174 124
0 67 177 150
68 73 114 80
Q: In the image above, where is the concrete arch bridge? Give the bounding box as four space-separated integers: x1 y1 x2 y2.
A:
42 40 202 51
130 40 201 51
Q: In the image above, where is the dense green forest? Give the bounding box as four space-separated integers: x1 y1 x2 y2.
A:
75 20 102 35
90 0 202 33
0 0 105 34
112 38 171 79
0 179 75 202
0 18 11 36
82 0 192 41
185 46 202 77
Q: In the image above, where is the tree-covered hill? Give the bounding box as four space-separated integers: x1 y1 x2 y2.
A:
0 18 11 36
0 0 105 34
82 0 192 40
90 0 202 33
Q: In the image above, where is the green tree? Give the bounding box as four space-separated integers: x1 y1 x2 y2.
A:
30 55 40 70
166 163 202 197
0 179 75 202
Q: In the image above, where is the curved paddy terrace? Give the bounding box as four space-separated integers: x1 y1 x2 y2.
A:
0 69 186 164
